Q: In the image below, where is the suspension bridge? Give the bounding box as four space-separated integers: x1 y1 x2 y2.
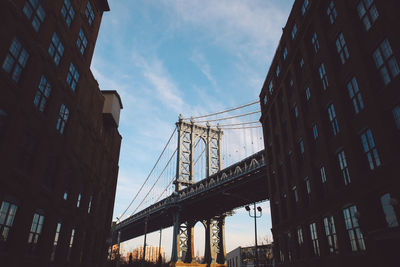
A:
113 100 269 266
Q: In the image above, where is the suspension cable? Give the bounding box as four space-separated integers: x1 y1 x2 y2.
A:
194 110 260 123
119 127 177 221
132 148 178 215
218 121 260 127
221 125 263 130
184 100 259 120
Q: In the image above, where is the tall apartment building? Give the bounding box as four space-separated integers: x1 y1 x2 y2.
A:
0 1 122 267
259 1 399 267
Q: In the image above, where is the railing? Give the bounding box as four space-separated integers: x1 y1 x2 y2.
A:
116 150 265 230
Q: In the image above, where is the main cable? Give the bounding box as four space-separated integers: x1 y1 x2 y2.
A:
184 100 259 120
118 127 177 221
132 148 178 215
194 110 260 123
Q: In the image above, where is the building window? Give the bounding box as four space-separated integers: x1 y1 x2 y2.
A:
336 33 350 64
66 63 79 91
309 222 320 256
327 1 337 24
50 222 62 261
343 205 366 251
320 166 327 183
67 228 75 261
283 47 288 60
393 106 400 129
2 37 29 83
294 103 299 118
56 104 69 134
27 212 45 251
292 186 299 202
76 194 81 207
63 192 68 200
305 177 311 195
318 63 329 90
373 39 399 85
76 29 88 55
85 1 95 25
347 77 364 114
88 195 93 213
263 95 267 105
276 65 280 77
323 216 338 254
268 80 273 94
337 150 351 185
357 0 379 31
61 0 75 27
48 32 64 66
380 193 399 227
299 138 305 155
327 104 339 136
297 227 304 245
0 200 18 243
360 128 381 170
300 58 304 68
301 0 309 15
305 87 311 101
291 24 297 40
23 0 46 32
312 123 318 140
311 32 319 53
33 75 51 112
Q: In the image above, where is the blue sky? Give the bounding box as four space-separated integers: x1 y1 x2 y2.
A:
91 0 293 259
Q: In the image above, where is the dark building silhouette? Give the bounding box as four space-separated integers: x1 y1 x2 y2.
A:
259 0 399 267
0 0 122 267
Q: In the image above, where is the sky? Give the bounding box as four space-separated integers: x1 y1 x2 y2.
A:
91 0 293 260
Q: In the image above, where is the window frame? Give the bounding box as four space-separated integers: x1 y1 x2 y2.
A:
2 37 29 83
342 205 366 251
336 32 350 64
61 0 75 28
360 128 381 170
23 0 46 32
372 39 400 86
327 1 337 24
0 200 18 243
33 75 51 112
48 32 64 66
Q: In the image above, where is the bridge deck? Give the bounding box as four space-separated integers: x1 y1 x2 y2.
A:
115 150 268 243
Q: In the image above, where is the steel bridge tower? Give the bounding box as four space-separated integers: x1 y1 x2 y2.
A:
171 115 227 266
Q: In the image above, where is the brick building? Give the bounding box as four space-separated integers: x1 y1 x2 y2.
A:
259 0 399 267
0 0 122 267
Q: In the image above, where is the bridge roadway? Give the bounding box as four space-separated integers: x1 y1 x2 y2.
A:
115 150 268 243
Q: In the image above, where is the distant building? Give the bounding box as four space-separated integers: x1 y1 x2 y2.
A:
0 0 122 267
130 246 165 263
226 245 273 267
259 0 399 267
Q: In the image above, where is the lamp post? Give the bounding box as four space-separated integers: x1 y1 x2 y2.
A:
245 203 262 267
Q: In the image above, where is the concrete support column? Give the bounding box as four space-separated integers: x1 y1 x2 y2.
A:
184 220 195 263
216 216 226 264
202 219 212 265
171 209 181 263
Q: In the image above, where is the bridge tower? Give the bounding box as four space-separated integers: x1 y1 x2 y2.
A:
171 115 226 266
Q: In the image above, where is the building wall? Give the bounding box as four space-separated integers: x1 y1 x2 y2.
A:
0 1 122 267
259 0 400 267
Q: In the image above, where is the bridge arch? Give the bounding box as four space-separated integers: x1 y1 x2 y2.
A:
193 136 207 182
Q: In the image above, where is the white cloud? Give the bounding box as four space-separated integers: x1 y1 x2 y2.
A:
190 50 218 89
163 0 288 63
131 52 185 113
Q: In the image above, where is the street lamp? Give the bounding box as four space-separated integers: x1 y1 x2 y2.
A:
245 203 262 267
